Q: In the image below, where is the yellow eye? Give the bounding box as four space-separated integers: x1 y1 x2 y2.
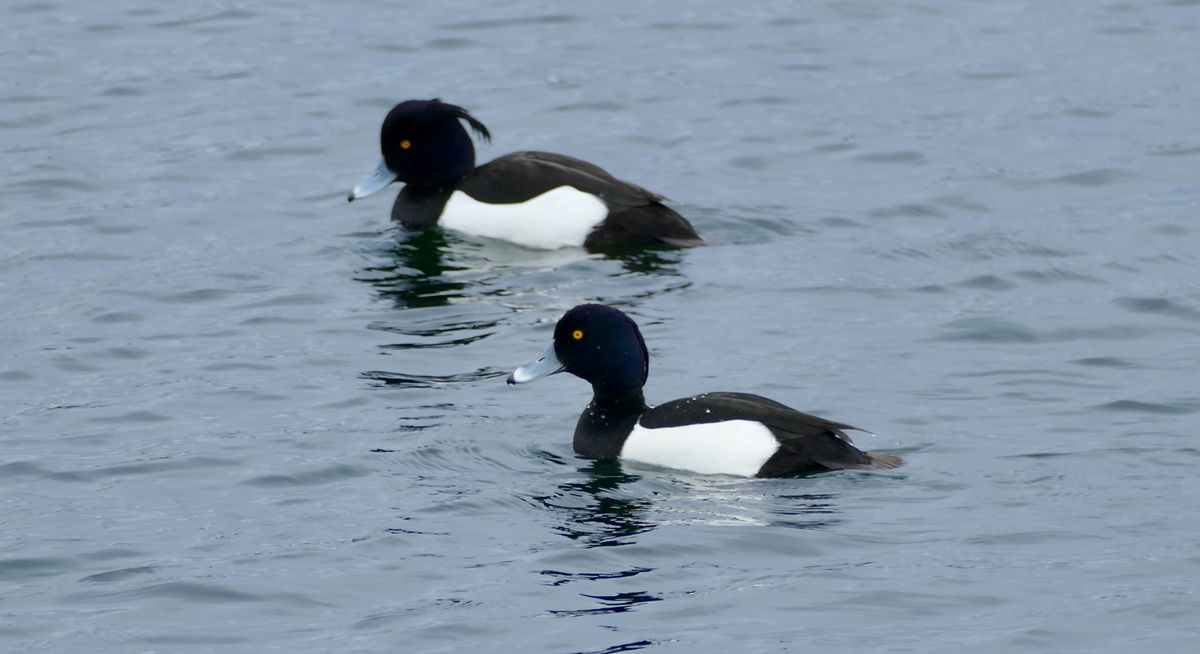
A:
571 329 584 341
400 139 412 150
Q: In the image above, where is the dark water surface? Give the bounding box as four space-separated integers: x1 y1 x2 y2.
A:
3 1 1199 652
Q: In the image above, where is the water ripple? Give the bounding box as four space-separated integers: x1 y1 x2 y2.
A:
956 274 1017 291
539 567 654 588
0 457 240 483
242 464 373 487
571 641 656 654
936 317 1161 344
151 9 255 29
0 557 76 582
1049 168 1136 187
74 580 264 604
1114 296 1200 321
80 566 157 584
1095 399 1199 415
549 590 662 616
1071 356 1141 368
438 14 578 30
361 368 507 388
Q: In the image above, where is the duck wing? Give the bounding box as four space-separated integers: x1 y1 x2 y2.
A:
640 392 899 473
458 151 669 210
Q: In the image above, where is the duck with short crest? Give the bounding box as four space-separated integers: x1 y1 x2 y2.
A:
349 99 702 251
508 304 903 477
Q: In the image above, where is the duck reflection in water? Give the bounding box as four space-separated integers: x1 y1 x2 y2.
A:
355 229 472 310
356 230 689 311
532 461 847 621
534 460 652 549
533 460 848 547
534 461 663 618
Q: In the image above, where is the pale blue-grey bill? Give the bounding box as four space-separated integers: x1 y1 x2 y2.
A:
507 344 565 385
348 158 398 201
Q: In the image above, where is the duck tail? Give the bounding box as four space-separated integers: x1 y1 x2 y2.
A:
865 452 903 469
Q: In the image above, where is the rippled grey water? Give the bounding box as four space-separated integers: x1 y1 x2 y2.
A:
3 1 1200 652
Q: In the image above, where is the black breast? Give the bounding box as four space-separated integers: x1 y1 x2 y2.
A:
572 401 643 460
391 185 454 227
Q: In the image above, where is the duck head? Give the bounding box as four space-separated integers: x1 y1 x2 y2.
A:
348 99 491 200
509 304 649 402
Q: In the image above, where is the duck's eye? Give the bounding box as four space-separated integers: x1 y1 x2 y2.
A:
400 139 412 150
571 329 584 341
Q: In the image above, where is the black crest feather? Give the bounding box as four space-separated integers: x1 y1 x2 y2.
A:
435 98 491 143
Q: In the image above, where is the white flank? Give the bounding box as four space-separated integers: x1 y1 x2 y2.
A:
438 186 608 250
620 420 780 477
